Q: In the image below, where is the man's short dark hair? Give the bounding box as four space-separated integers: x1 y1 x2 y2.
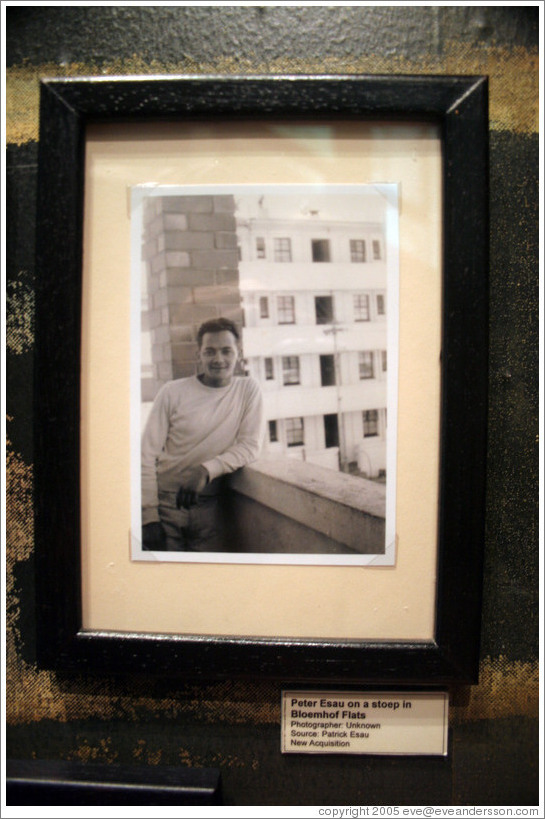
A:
197 317 240 347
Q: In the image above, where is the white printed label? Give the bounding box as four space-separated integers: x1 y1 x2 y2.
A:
281 690 448 755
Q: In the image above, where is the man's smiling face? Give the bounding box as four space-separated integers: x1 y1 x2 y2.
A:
198 330 239 387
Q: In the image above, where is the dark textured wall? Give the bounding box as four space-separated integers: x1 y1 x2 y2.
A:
5 6 539 64
6 5 539 807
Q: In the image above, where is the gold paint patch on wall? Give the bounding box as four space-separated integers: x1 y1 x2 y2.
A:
6 274 35 354
450 656 539 724
5 447 33 572
4 649 539 726
66 738 119 764
6 45 538 145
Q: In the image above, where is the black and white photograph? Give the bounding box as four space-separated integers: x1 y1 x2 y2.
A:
131 185 399 565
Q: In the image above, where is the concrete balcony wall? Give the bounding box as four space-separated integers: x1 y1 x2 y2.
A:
338 381 388 413
226 458 386 554
239 261 386 293
242 323 387 357
258 381 387 420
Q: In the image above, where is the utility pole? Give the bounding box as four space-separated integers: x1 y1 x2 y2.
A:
322 308 349 472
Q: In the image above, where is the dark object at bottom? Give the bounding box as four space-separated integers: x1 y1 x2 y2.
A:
6 758 222 806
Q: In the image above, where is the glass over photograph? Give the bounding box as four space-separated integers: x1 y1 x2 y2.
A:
131 184 399 565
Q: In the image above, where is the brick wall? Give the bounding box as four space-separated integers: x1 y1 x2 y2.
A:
142 194 242 398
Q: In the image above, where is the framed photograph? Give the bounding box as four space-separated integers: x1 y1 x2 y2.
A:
34 75 488 682
132 182 399 566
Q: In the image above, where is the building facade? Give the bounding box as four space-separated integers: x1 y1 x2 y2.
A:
238 207 388 478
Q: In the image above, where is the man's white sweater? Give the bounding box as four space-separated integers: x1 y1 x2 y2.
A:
141 374 264 525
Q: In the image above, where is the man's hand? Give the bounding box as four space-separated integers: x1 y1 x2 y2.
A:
142 521 166 550
176 465 209 509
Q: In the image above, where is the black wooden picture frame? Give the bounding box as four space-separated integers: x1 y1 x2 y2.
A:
34 75 488 683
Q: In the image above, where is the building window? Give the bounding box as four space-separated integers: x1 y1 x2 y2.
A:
259 296 269 318
381 350 387 372
268 420 278 442
359 351 374 379
363 410 379 437
311 239 330 262
277 295 295 324
372 239 382 260
315 295 334 325
282 356 300 385
286 417 304 447
324 414 339 448
320 354 336 386
354 294 370 321
264 357 274 380
274 237 292 262
377 294 386 315
256 237 266 258
350 239 366 262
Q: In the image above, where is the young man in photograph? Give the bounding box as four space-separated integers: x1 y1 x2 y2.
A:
141 317 264 551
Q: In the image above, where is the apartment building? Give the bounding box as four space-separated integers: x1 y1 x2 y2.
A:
237 203 389 479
